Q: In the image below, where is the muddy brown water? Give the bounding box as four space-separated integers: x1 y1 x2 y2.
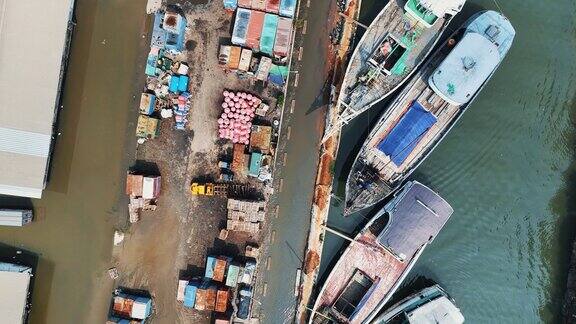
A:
0 0 148 322
0 0 573 323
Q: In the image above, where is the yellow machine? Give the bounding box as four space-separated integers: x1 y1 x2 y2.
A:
191 183 214 196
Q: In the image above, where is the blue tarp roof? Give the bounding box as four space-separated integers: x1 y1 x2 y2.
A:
145 52 158 76
223 0 238 10
268 65 288 86
184 283 198 308
280 0 296 17
178 75 189 92
205 256 216 278
169 76 179 93
249 152 263 176
377 101 437 166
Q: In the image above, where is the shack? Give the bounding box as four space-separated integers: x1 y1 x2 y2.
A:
136 115 160 139
256 57 272 81
111 292 152 321
260 13 279 55
225 264 240 287
238 49 253 72
219 45 231 66
251 0 266 11
215 289 230 313
228 46 242 70
231 144 249 174
139 93 156 115
280 0 296 17
248 152 263 177
238 0 252 8
266 0 280 13
246 10 265 51
274 17 293 57
232 8 251 46
0 209 33 227
184 282 199 308
249 125 272 154
126 174 161 199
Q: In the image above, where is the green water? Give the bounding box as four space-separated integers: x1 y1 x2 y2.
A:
322 0 576 323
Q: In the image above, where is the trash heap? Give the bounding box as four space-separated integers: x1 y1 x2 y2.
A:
125 173 161 223
217 90 262 144
172 91 191 130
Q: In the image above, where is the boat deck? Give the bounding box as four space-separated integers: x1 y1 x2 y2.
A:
338 0 446 122
345 44 459 214
365 47 460 182
314 230 405 323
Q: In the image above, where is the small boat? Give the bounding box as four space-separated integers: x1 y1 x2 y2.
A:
309 181 453 324
344 10 516 215
324 0 465 139
374 284 464 324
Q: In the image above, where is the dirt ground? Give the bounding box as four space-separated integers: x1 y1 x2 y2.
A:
110 1 283 323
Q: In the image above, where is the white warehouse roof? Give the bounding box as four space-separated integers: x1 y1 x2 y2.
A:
0 0 74 198
0 264 32 324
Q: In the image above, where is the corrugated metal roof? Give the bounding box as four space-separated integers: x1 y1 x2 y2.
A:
0 267 31 324
377 182 453 260
0 127 51 157
0 0 75 198
0 183 43 199
0 209 29 227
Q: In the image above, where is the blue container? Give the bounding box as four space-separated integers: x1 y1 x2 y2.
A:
178 75 189 92
169 76 179 93
205 256 216 279
184 283 199 308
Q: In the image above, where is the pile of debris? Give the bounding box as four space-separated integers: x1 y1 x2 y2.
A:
226 198 266 235
137 8 194 135
125 173 161 223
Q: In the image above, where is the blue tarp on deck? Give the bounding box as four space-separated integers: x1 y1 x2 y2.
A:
377 101 437 166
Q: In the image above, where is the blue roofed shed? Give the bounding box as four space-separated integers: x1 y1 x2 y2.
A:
248 152 262 177
223 0 238 10
178 75 189 92
184 282 199 308
150 12 167 49
169 75 180 93
205 256 216 278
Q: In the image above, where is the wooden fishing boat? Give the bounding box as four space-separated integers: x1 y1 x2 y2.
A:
323 0 465 140
310 181 453 324
344 10 515 215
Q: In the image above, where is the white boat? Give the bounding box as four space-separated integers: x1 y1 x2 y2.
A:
374 284 464 323
344 10 516 215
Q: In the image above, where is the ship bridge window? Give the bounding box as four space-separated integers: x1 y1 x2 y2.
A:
332 270 374 319
368 34 408 76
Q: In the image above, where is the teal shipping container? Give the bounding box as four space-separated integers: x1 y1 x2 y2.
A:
260 13 278 55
